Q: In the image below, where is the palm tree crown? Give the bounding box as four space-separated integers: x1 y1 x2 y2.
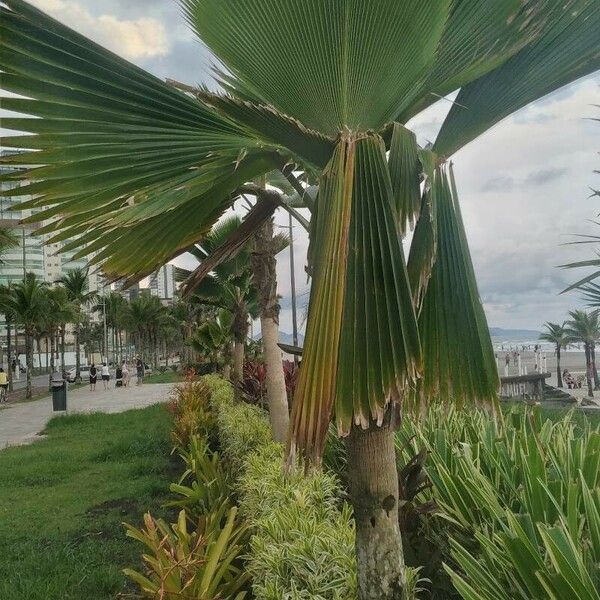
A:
539 322 571 350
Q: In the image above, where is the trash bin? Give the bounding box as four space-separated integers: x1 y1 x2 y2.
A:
51 372 67 411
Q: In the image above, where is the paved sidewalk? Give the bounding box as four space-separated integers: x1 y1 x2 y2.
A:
0 383 175 449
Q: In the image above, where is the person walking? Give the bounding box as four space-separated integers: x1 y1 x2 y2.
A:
0 368 8 402
121 360 130 387
135 357 144 386
89 363 97 391
101 362 110 389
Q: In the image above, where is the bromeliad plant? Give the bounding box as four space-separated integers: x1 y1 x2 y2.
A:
2 1 600 595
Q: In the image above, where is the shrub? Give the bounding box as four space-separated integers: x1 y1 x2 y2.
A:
203 376 358 600
395 405 600 599
124 504 249 599
167 376 214 449
168 435 230 516
239 360 267 406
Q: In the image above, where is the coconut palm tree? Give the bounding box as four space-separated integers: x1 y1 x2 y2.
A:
46 286 76 373
3 1 599 594
0 283 16 392
539 322 571 388
56 268 95 380
188 308 234 373
565 310 600 396
180 216 259 387
6 273 48 398
128 294 166 367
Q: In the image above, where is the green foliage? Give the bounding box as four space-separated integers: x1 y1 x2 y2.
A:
125 377 249 599
124 505 249 600
168 436 230 515
203 376 358 600
396 405 600 599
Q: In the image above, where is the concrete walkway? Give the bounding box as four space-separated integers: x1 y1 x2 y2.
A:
0 383 175 449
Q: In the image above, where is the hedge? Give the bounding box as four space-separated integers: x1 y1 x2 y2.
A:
202 375 357 600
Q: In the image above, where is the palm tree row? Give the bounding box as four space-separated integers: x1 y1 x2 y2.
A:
0 266 195 399
540 308 600 397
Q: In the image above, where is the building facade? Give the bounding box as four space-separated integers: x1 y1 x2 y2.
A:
148 264 176 303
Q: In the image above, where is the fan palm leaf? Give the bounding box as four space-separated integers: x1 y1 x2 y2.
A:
1 0 598 468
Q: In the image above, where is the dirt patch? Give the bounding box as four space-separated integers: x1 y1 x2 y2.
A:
86 497 139 518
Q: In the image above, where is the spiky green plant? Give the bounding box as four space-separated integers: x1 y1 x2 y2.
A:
2 1 599 594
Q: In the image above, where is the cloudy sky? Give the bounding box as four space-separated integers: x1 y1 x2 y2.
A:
17 1 600 334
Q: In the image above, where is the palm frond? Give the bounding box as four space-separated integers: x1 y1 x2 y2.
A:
434 1 600 156
181 0 451 134
290 135 421 463
414 165 498 408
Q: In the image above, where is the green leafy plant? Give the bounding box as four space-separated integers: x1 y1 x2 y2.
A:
168 435 230 516
124 506 249 600
395 406 600 598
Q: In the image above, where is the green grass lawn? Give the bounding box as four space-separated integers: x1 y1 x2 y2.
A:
0 404 175 600
144 370 183 384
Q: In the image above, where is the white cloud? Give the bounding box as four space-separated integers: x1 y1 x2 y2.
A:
30 0 169 60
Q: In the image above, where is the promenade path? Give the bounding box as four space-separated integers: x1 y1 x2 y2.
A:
0 383 174 448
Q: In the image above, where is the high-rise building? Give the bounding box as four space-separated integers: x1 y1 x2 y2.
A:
148 264 176 303
0 156 46 285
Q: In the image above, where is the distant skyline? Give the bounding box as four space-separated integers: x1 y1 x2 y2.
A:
7 1 600 332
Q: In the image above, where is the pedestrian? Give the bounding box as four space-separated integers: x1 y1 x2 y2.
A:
0 368 8 402
89 363 97 391
136 357 144 386
101 362 110 389
121 361 130 387
505 353 510 367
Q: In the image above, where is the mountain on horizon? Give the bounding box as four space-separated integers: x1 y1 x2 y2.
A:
279 331 305 346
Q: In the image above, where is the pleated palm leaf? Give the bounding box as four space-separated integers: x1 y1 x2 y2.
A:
2 1 599 595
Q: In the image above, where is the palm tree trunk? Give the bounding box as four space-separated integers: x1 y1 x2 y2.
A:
36 338 42 374
60 325 66 372
592 343 600 390
50 332 55 372
232 338 244 384
261 315 289 442
75 325 81 381
585 343 594 397
251 218 290 442
556 345 562 388
7 319 13 392
25 332 33 399
346 417 405 599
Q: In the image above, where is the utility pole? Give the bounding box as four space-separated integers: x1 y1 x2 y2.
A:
102 282 108 364
288 212 299 365
276 214 300 364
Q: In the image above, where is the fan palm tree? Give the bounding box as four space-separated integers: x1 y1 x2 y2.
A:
6 273 48 398
2 1 599 594
565 310 600 396
56 268 95 380
539 322 571 388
